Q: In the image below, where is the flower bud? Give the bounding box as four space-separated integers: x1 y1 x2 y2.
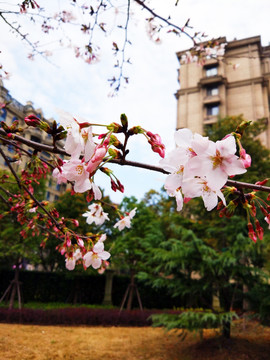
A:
100 167 113 176
108 148 121 158
128 126 144 135
247 222 257 243
120 113 128 129
235 120 252 136
255 219 264 240
107 122 123 133
117 179 124 193
25 114 41 127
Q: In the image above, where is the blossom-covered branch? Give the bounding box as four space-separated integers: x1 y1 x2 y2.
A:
1 110 270 271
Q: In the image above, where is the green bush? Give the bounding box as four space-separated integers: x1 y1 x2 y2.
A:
151 308 238 339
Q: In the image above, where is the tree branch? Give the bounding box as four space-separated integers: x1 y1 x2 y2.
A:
133 0 197 44
1 129 270 193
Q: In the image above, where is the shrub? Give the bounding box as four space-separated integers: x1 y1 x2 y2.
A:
0 307 175 326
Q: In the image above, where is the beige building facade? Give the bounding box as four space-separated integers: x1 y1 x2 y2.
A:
175 35 270 147
0 80 67 201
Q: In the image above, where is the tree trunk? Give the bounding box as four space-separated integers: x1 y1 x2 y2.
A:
222 320 231 339
126 271 135 311
9 266 20 309
102 270 114 306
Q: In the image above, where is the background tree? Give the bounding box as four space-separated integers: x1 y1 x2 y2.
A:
0 168 46 308
139 116 270 339
111 195 162 310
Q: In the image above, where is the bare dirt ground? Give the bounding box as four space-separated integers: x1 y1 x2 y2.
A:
0 319 270 360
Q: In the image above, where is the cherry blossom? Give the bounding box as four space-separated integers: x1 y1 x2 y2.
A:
188 135 246 190
83 241 110 269
114 208 137 231
65 249 82 271
182 176 226 211
61 158 92 193
58 113 84 158
86 143 108 174
160 129 209 194
57 110 95 160
160 129 247 213
240 148 252 169
82 203 110 225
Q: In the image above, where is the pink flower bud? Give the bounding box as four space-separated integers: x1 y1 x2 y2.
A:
117 179 124 193
247 223 257 243
25 114 41 127
111 179 117 192
255 220 264 240
147 132 165 158
71 219 79 227
91 147 107 163
77 238 84 247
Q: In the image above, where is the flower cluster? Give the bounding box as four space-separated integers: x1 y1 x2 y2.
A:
160 128 247 212
114 208 137 231
65 233 110 271
181 42 226 65
83 203 109 226
52 114 108 197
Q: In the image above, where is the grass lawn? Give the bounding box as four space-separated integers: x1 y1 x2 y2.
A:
0 319 269 360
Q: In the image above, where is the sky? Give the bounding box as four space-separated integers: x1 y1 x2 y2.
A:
1 0 270 203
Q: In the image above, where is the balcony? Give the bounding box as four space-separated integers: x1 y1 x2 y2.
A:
199 75 226 86
203 94 221 105
204 115 218 124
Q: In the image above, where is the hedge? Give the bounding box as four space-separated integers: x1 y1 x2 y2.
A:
0 270 184 309
0 307 181 326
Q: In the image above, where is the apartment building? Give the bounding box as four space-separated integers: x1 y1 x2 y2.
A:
0 79 66 201
175 35 270 147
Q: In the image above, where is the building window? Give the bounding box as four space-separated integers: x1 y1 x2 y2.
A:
8 144 14 153
41 151 50 160
30 135 41 143
206 66 218 77
46 191 50 200
206 104 219 116
0 108 7 121
206 86 219 96
12 116 18 123
54 195 59 201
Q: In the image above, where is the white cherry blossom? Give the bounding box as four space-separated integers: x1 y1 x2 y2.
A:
83 241 110 269
82 203 109 225
65 249 82 271
114 208 137 231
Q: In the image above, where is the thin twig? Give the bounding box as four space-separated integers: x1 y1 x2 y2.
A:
0 12 54 64
0 146 62 230
133 0 197 44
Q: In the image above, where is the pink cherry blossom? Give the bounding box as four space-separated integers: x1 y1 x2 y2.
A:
188 135 246 190
86 142 109 174
160 129 210 194
240 148 252 169
52 166 68 184
62 158 91 193
182 176 226 211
